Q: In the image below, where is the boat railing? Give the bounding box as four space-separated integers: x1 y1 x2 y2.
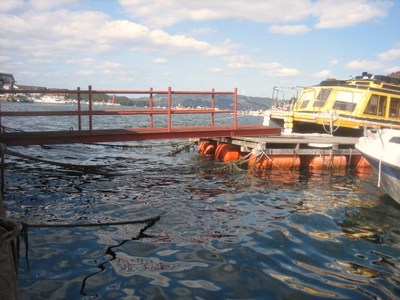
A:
271 86 302 111
363 126 385 146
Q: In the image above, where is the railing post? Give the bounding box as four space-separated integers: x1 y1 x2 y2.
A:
149 87 154 128
0 97 2 132
234 88 238 129
211 88 215 126
168 86 172 132
77 87 81 131
88 85 93 131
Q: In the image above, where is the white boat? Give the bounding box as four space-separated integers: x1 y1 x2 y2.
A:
355 128 400 204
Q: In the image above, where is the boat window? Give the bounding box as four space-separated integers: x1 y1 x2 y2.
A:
332 91 362 112
364 94 387 116
389 97 400 118
297 90 315 109
389 137 400 144
313 88 331 108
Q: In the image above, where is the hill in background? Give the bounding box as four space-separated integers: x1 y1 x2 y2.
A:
119 94 272 110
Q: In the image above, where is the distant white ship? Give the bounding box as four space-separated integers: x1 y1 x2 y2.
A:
32 94 76 104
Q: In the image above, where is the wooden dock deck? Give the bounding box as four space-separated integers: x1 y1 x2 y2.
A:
212 133 360 155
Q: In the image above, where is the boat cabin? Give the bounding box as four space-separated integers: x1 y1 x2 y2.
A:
268 72 400 136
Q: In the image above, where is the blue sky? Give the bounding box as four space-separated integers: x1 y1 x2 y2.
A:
1 0 399 97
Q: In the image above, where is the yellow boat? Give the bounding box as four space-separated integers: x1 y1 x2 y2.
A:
265 72 400 136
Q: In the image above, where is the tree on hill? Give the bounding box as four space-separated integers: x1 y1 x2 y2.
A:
388 71 400 79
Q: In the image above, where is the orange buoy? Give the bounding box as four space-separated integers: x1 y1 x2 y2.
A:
203 144 216 156
215 143 228 160
304 155 347 170
198 141 208 153
349 155 371 170
248 154 300 170
215 143 241 162
348 155 371 177
248 153 270 169
271 155 301 169
222 149 242 162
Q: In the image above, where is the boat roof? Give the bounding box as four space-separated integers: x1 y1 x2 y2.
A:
314 72 400 93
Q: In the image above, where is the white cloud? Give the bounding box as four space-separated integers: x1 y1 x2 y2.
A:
313 0 392 29
154 57 167 64
378 43 400 61
0 55 11 62
118 0 392 30
225 55 300 77
346 60 383 70
207 67 223 73
119 0 311 27
313 70 332 78
76 70 95 76
329 59 339 65
385 66 400 74
0 9 230 62
0 0 77 13
268 25 310 35
346 43 400 74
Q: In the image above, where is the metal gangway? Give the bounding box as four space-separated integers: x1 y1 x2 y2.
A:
0 86 280 146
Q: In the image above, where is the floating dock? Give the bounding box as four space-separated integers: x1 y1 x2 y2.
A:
198 133 369 171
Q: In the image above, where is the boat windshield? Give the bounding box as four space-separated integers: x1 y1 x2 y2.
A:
313 88 332 108
389 136 400 144
332 91 363 112
296 89 316 109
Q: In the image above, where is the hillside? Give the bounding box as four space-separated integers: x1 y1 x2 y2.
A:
124 94 272 110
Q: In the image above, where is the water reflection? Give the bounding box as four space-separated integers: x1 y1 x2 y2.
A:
3 135 400 299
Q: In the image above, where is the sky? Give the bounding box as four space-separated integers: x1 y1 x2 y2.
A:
1 0 399 97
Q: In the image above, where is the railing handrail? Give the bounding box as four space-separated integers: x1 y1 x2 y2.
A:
0 86 239 132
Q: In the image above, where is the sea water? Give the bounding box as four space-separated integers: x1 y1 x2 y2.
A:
1 102 400 299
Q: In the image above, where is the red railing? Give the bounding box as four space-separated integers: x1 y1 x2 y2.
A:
0 86 238 132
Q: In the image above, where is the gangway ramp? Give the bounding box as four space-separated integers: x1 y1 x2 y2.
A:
0 86 280 146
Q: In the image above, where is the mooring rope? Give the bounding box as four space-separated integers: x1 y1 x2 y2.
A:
20 215 161 229
3 146 113 175
19 215 161 272
0 125 25 133
80 215 160 296
260 149 284 171
166 140 198 156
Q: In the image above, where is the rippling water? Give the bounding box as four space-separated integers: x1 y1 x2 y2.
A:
2 103 400 299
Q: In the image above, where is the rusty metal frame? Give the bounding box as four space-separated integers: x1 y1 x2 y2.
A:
0 87 280 145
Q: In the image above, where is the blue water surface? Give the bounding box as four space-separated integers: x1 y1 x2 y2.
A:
2 102 400 299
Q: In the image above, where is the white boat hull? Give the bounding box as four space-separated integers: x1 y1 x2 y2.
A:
355 129 400 204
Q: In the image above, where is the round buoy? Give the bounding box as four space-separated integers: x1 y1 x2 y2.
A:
304 155 347 170
215 143 228 160
248 154 300 170
248 153 270 169
348 155 371 175
203 144 216 156
349 155 370 168
198 141 209 153
222 149 241 162
271 155 300 169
